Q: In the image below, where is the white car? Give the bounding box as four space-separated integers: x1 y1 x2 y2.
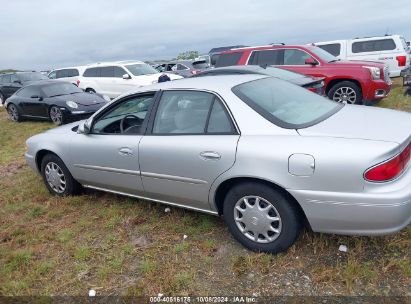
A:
48 66 86 86
313 35 411 77
77 61 183 99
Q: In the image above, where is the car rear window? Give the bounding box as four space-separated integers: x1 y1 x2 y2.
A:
317 43 341 56
352 39 396 53
215 52 243 67
232 77 342 129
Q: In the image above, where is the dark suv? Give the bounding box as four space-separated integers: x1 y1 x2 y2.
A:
0 72 48 105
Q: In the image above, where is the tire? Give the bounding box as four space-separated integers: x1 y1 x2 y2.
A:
49 106 65 126
0 92 5 106
40 154 82 196
85 88 96 94
7 104 22 122
223 182 302 254
327 81 362 105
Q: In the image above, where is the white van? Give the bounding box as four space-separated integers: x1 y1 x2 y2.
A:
78 60 183 99
314 35 410 77
48 66 86 86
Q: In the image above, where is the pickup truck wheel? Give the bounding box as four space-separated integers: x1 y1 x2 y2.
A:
328 81 362 105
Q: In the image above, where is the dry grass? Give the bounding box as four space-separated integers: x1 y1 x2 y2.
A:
0 79 410 296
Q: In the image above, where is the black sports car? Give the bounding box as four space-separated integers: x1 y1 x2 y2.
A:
192 65 325 95
5 81 107 125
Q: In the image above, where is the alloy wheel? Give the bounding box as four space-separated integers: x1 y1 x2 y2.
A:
45 162 66 193
332 87 357 104
50 107 63 125
7 105 19 121
234 196 282 243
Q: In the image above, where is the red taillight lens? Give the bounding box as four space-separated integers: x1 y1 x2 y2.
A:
396 55 407 67
76 79 80 86
364 142 411 182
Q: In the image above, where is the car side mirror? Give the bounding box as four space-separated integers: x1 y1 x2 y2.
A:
31 95 43 101
305 58 318 66
122 74 131 80
78 120 91 134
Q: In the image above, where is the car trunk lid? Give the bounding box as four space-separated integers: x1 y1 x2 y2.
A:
298 105 411 144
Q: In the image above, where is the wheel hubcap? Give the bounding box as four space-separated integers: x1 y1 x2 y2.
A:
8 105 18 121
45 162 66 193
333 87 357 104
50 107 62 124
234 196 282 244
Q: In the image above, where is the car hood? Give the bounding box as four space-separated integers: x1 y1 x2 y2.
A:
298 105 411 144
329 60 385 69
54 93 106 106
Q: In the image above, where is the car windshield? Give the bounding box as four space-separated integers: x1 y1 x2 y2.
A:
19 72 48 81
232 77 342 128
125 64 158 76
309 46 338 62
42 83 83 97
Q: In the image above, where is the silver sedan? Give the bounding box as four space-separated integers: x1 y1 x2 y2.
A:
25 75 411 253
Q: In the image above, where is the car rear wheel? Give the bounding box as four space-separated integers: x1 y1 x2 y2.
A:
49 106 64 125
223 182 302 254
328 81 362 105
41 154 81 196
7 104 22 122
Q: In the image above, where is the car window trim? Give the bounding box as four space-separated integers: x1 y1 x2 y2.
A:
231 78 343 129
89 91 160 136
146 89 240 136
246 48 321 67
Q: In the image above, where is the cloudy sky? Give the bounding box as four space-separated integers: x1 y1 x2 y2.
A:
0 0 410 70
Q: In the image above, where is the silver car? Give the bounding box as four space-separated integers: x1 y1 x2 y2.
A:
25 75 411 253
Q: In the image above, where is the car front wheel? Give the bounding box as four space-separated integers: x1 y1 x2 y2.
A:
7 104 22 122
327 81 362 105
41 154 82 196
223 182 302 254
49 106 64 125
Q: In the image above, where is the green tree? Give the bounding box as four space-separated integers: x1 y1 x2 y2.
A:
176 51 199 60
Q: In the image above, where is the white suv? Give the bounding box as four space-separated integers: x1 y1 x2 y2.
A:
313 35 410 77
48 66 86 86
78 61 182 99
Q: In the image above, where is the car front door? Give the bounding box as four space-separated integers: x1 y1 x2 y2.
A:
17 86 47 117
69 92 157 195
138 90 239 211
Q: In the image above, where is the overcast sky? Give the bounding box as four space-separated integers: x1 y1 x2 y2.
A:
0 0 410 70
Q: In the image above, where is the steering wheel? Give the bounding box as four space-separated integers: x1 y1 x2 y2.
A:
120 114 143 133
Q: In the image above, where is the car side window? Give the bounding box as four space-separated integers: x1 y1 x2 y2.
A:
248 50 283 66
92 94 155 135
83 67 99 77
100 66 114 77
10 74 18 83
317 43 341 57
114 67 126 78
176 64 188 71
283 49 313 65
16 86 42 98
152 91 234 135
48 71 57 79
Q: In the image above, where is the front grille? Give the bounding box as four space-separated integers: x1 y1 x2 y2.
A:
383 66 391 84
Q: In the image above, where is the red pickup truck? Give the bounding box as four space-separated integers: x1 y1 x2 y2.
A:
216 45 392 105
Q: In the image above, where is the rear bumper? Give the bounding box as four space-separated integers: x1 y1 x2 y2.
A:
289 186 411 235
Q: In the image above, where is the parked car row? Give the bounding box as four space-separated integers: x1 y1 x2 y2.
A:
152 59 210 77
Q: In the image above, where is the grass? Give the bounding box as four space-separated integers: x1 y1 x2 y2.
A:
0 79 410 296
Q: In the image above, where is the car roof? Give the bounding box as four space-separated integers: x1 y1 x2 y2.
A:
222 44 313 54
86 60 145 67
121 74 268 96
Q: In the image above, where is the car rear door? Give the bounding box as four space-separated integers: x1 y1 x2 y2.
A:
138 90 239 211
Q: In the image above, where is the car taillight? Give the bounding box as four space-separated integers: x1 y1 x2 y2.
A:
76 79 80 86
396 55 407 67
364 142 411 182
191 70 199 75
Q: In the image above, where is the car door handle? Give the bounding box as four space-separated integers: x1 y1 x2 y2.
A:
118 147 134 156
200 151 221 160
